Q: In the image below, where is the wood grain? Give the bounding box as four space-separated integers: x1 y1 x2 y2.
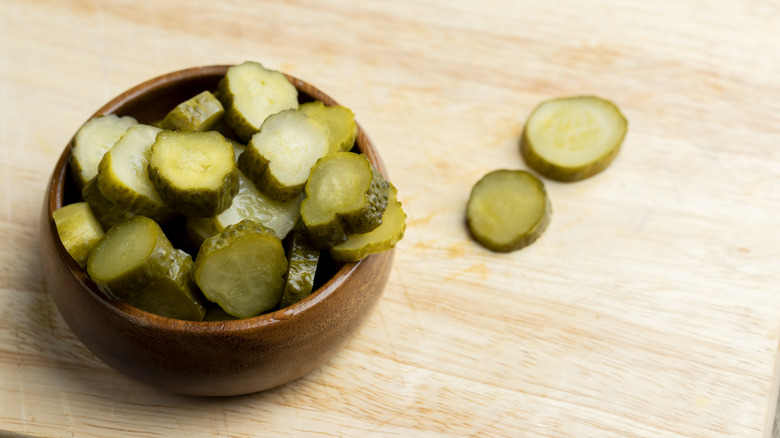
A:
2 0 780 436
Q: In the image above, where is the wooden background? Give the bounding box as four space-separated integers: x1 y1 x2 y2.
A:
2 0 780 436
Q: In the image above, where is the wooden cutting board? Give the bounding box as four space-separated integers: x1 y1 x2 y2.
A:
2 0 779 436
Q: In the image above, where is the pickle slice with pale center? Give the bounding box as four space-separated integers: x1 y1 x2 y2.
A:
330 184 406 262
298 101 357 153
217 61 299 142
521 95 627 181
96 124 177 222
87 215 176 300
70 114 138 189
466 170 551 252
52 202 105 268
124 249 206 321
149 130 239 217
159 90 225 132
193 220 287 318
300 152 389 248
238 109 329 201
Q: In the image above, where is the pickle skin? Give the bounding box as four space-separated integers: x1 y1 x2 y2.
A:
52 202 105 268
87 216 177 301
520 95 627 182
466 170 551 253
160 90 225 132
81 177 135 230
279 228 320 309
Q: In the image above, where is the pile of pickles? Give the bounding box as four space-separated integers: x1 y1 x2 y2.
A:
53 61 406 321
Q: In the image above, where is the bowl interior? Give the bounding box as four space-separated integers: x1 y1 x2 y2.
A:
48 65 383 331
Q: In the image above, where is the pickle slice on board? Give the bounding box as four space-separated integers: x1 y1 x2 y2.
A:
466 170 551 252
87 215 177 300
96 124 177 222
300 152 389 248
159 91 225 132
148 130 239 217
298 101 357 153
330 184 406 262
279 227 320 309
521 95 627 182
193 220 288 318
81 177 135 230
52 202 105 268
124 249 206 321
238 109 329 201
217 61 299 142
70 115 138 189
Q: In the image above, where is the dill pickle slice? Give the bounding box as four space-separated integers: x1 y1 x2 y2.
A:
87 215 176 300
279 227 320 309
238 109 329 201
298 101 357 153
81 177 135 229
193 220 287 318
96 124 177 222
70 115 138 189
159 91 225 132
124 249 206 321
521 95 627 181
149 130 239 217
52 202 105 268
202 306 239 322
330 184 406 262
300 152 389 248
466 170 551 252
217 61 299 142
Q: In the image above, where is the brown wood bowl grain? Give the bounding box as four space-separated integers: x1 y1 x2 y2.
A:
39 65 394 396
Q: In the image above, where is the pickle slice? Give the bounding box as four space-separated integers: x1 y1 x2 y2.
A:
193 220 287 318
238 109 329 201
217 61 299 142
300 152 389 248
202 306 239 322
81 177 134 230
330 184 406 262
466 170 551 252
521 95 627 181
149 130 239 217
124 249 206 321
159 91 225 132
186 170 303 247
70 115 138 189
96 124 177 222
299 101 357 153
87 215 176 300
52 202 105 268
279 227 320 309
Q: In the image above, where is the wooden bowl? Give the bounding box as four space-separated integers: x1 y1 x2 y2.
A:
39 65 393 396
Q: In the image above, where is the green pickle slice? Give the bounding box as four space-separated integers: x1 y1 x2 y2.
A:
217 61 299 142
81 177 135 229
159 91 225 132
238 109 329 201
298 101 357 153
193 220 288 318
52 202 105 268
279 227 320 309
70 115 138 190
87 216 177 300
330 184 406 262
300 152 389 248
521 95 627 182
466 170 551 252
149 130 239 217
96 124 177 222
124 249 206 321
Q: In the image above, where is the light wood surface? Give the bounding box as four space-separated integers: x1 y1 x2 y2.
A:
2 0 779 436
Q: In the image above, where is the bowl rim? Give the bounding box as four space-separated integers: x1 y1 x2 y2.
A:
46 64 389 334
